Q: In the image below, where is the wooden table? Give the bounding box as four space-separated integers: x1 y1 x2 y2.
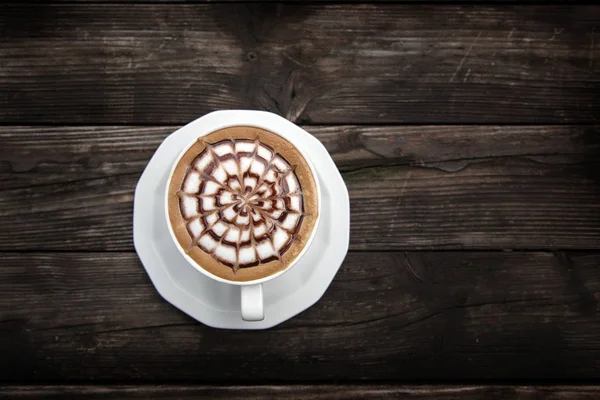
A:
1 2 599 398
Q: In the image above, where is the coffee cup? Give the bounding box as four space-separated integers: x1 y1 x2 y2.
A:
165 112 321 321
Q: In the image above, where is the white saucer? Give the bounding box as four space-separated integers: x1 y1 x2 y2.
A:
133 110 350 329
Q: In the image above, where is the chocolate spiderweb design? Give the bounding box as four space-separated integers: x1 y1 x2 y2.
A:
177 138 306 272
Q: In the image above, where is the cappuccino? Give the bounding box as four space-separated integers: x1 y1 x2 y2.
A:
167 126 318 282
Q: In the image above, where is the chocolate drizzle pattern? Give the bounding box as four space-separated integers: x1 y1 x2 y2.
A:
177 138 305 272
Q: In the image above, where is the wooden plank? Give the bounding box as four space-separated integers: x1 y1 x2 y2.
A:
4 124 599 187
1 4 599 124
1 251 600 381
1 125 599 251
36 0 574 3
2 385 600 400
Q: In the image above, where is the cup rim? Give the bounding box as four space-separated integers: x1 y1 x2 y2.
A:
164 111 322 286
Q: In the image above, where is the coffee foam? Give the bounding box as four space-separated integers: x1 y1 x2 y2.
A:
167 126 319 282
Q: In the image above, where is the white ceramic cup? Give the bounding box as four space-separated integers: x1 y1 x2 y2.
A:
165 111 321 322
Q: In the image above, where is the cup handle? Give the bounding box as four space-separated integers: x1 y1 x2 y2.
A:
241 284 264 321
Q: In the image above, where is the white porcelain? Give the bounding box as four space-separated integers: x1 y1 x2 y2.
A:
133 110 350 329
164 113 322 322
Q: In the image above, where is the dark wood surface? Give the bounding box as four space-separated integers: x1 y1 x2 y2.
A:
2 125 599 251
2 251 600 381
1 4 599 124
1 1 600 396
3 385 600 399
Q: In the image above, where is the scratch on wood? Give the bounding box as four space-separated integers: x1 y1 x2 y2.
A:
94 322 194 335
386 170 412 238
549 28 564 41
508 28 516 39
463 68 471 83
399 169 412 198
450 30 483 83
282 51 308 68
404 252 423 283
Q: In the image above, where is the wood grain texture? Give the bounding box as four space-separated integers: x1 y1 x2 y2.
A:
36 0 574 3
3 385 600 399
1 251 600 381
1 4 599 124
1 125 599 251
